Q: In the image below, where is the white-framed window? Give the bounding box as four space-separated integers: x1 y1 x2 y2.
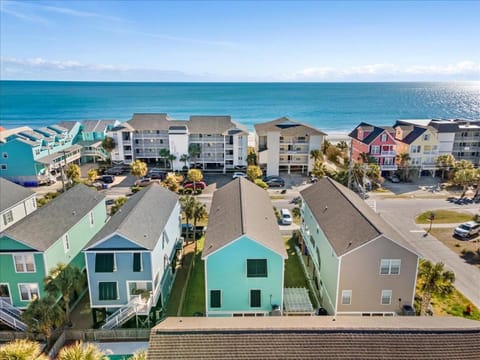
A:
18 283 39 301
3 210 14 226
411 145 421 153
13 254 35 273
423 134 430 141
63 233 70 252
89 211 94 227
381 134 387 142
341 290 352 305
383 158 394 165
380 259 401 275
371 145 380 155
381 290 392 305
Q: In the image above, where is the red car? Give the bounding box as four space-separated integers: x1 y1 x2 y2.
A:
183 181 207 190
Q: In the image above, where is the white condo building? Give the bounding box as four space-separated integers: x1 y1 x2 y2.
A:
108 113 249 171
254 117 327 176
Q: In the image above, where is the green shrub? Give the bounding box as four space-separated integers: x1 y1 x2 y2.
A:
131 186 142 193
254 179 268 189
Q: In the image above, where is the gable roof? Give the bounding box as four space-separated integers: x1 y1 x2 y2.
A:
300 177 416 256
254 117 326 136
349 122 394 145
148 316 480 360
0 178 36 213
2 184 105 251
81 119 117 133
202 178 286 258
188 115 248 135
394 124 428 145
127 113 177 131
85 183 178 251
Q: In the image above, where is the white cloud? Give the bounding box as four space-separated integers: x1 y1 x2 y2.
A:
288 61 480 81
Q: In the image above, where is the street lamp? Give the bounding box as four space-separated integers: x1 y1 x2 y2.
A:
428 212 435 233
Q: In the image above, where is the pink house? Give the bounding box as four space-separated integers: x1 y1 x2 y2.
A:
349 122 397 172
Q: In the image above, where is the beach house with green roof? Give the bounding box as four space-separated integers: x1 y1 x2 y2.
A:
0 184 106 329
83 183 182 328
202 178 287 317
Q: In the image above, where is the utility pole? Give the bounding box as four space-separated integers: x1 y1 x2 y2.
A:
60 150 67 192
347 138 353 190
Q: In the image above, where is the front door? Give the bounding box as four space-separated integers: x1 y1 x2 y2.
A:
0 283 12 304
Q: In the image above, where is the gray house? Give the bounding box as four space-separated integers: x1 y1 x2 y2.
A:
83 183 182 329
0 178 37 232
300 177 419 316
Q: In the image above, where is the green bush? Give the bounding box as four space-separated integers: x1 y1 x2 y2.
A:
131 186 142 193
254 178 268 189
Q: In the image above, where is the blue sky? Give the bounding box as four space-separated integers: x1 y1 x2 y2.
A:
1 0 479 81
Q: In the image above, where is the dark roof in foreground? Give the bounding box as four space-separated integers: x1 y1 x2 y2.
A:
348 122 394 144
85 183 178 250
148 316 480 360
300 177 416 256
3 184 105 251
0 178 36 212
202 178 286 258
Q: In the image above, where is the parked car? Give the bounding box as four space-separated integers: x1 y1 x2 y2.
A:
234 165 247 171
386 174 400 183
183 181 207 190
265 177 285 188
181 223 194 233
280 208 293 225
135 177 152 187
232 172 247 179
454 221 480 239
148 170 166 180
105 166 127 175
99 175 115 184
310 176 318 183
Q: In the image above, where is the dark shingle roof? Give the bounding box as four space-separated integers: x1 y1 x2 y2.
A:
202 178 286 258
148 316 480 360
187 115 247 135
3 184 105 251
0 178 36 213
255 117 326 136
394 125 427 145
85 184 178 250
300 178 415 256
349 122 393 144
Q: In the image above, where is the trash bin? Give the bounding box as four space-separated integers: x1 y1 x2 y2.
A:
316 307 328 316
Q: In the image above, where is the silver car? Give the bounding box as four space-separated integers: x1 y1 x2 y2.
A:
454 221 480 239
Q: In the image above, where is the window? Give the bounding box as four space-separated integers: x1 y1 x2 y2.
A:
19 283 39 301
3 210 13 226
423 134 430 141
380 259 401 275
63 233 70 252
133 253 142 272
95 253 115 272
1 164 6 170
381 134 387 142
247 259 267 277
89 212 94 227
2 152 7 158
341 290 352 305
210 290 221 308
250 289 261 308
13 254 35 273
99 282 118 300
411 145 421 153
371 145 380 155
381 290 392 305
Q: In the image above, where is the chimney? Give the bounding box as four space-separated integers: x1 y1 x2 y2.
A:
357 127 364 141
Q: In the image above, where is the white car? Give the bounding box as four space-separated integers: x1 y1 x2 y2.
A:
232 172 247 179
454 221 480 239
280 208 293 225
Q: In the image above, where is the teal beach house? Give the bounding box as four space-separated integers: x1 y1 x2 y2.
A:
202 178 287 317
0 123 81 186
0 184 106 330
83 184 182 329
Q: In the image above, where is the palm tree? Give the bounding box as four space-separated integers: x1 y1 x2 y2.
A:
57 341 108 360
101 136 116 165
0 339 49 360
321 139 331 155
366 163 381 185
159 148 171 169
336 140 349 152
435 154 455 180
396 152 411 181
130 350 147 360
192 201 208 267
180 195 196 243
359 152 376 164
22 296 64 347
180 154 190 169
87 168 98 183
65 163 81 183
309 149 323 163
187 168 203 192
473 168 480 200
247 147 257 165
453 168 476 198
418 260 455 316
130 160 148 179
451 159 474 180
246 165 262 182
44 263 86 326
167 154 176 169
311 160 327 179
188 143 201 160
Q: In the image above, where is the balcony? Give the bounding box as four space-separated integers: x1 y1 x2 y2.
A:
421 162 438 170
380 151 396 156
381 164 398 171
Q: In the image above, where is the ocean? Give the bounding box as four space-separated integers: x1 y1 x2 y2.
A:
0 81 479 133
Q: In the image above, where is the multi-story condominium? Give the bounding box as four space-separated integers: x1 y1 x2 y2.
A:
300 177 419 316
254 117 326 176
397 119 480 166
202 178 286 317
60 119 119 163
108 113 249 171
0 178 37 232
0 123 81 186
83 184 181 329
349 122 398 173
0 185 106 330
394 122 440 174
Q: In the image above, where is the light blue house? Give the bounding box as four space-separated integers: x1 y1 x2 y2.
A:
83 183 182 328
0 123 81 186
202 178 287 317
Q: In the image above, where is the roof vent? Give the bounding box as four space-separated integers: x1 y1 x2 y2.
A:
324 206 328 212
72 210 76 216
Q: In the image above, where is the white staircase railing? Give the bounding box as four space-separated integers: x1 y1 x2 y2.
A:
101 296 146 330
0 299 27 331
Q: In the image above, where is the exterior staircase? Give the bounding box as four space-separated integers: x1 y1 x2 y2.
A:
101 296 149 330
0 299 28 331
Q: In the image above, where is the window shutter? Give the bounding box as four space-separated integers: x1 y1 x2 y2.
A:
133 253 141 272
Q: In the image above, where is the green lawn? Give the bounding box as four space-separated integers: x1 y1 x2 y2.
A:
181 237 206 316
415 210 473 224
